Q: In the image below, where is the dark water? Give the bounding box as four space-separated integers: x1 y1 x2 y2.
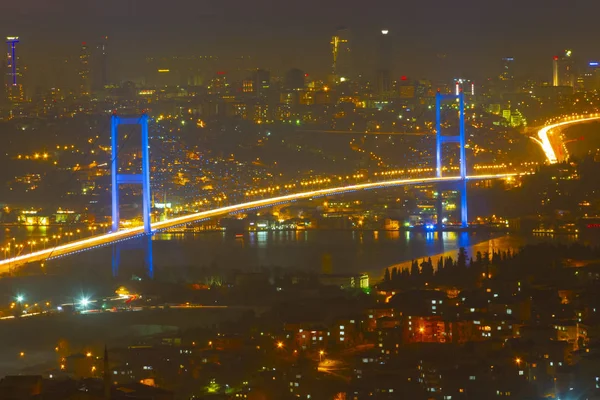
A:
22 230 574 285
1 229 552 327
0 229 584 376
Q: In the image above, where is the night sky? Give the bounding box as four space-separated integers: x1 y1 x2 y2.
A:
1 0 598 82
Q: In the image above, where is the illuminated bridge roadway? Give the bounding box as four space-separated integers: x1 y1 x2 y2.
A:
535 114 600 164
0 173 517 271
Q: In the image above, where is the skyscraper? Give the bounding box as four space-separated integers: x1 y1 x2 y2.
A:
553 50 575 87
284 68 305 91
92 36 109 93
376 30 393 97
79 42 91 96
5 36 24 102
330 27 351 82
252 69 270 98
582 61 600 91
498 57 515 94
500 57 515 81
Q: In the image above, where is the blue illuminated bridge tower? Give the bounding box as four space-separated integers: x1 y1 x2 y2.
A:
435 91 468 228
110 114 153 278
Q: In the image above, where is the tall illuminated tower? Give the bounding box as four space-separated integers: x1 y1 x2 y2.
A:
110 113 154 278
436 91 468 228
92 36 108 93
5 36 24 102
552 56 559 86
376 29 392 97
330 27 351 81
553 50 575 87
79 42 91 96
500 57 514 81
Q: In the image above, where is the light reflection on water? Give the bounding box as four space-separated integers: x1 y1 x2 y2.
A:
0 228 585 377
0 228 583 283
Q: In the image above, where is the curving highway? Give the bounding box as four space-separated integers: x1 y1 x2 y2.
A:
0 173 517 271
536 114 600 164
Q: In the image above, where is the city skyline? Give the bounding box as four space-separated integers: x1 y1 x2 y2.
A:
2 2 600 398
1 0 600 82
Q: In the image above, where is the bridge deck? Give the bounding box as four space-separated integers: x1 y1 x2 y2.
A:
0 174 516 271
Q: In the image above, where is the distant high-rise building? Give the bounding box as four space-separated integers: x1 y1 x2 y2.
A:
284 68 305 91
252 69 270 97
92 36 108 93
79 42 91 96
376 29 393 96
500 57 514 81
330 27 351 81
497 57 516 94
581 61 600 91
5 36 24 102
553 50 575 87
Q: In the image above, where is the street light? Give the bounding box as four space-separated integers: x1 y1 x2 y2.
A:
276 341 284 349
319 350 325 362
16 295 24 303
79 297 90 311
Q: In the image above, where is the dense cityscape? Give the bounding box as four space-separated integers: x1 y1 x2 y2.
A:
1 1 600 399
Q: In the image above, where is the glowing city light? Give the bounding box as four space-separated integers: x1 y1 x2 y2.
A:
0 173 517 270
536 115 600 164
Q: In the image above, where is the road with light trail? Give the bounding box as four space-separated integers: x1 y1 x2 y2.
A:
0 173 517 271
535 114 600 163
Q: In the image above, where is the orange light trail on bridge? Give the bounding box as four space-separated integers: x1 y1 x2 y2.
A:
0 173 518 270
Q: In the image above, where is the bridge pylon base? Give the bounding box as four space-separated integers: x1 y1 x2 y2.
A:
111 234 154 279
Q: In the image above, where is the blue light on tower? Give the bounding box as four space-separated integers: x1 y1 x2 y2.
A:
110 114 154 278
6 36 19 86
435 91 468 228
110 114 152 233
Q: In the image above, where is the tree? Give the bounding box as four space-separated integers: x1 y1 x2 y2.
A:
444 256 454 270
410 260 420 277
421 258 434 279
476 251 483 266
437 257 444 274
384 267 391 282
492 251 501 265
391 267 399 281
483 251 491 267
457 247 468 269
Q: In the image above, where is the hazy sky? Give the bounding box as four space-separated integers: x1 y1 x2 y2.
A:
1 0 598 82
